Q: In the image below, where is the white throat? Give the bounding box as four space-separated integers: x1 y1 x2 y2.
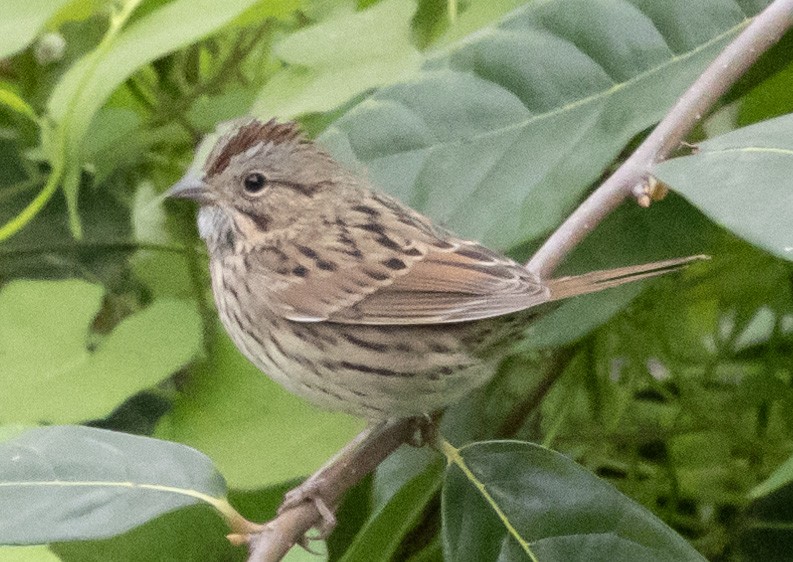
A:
197 206 234 249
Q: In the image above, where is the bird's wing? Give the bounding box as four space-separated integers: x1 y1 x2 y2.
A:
325 241 550 324
259 192 550 325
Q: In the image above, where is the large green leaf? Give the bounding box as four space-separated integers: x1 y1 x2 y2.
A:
0 0 73 58
0 279 201 424
155 325 364 489
53 483 320 562
442 440 705 561
251 0 421 120
52 504 245 562
0 426 231 544
654 113 793 262
319 0 768 250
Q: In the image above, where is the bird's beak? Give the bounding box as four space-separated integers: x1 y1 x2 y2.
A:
165 172 213 204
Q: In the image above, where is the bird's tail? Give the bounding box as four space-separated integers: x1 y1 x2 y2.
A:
546 255 708 302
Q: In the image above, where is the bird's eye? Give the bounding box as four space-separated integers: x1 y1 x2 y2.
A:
243 172 267 194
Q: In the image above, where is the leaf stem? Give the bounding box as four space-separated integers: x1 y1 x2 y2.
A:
447 0 458 23
0 166 62 242
61 0 145 238
0 479 259 535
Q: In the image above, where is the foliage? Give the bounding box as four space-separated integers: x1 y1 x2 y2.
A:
1 0 793 560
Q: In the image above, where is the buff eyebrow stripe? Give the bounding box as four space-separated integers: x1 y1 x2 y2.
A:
278 179 317 196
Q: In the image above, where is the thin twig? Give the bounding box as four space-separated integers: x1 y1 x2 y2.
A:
526 0 793 278
242 1 793 559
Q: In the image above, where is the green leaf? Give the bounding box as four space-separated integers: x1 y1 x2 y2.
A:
0 88 38 121
52 504 245 562
518 193 716 350
737 57 793 126
0 280 202 424
187 87 261 132
435 0 525 46
46 0 107 29
0 425 33 445
251 0 422 119
130 183 195 299
668 431 748 504
0 426 231 544
339 461 443 562
750 451 793 499
228 0 302 28
47 0 262 125
654 113 793 262
46 0 264 235
0 0 74 58
0 546 60 562
441 440 705 561
156 326 364 489
406 538 442 562
320 0 768 250
80 107 143 184
519 284 644 351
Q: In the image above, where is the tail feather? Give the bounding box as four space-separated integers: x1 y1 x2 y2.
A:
547 255 709 302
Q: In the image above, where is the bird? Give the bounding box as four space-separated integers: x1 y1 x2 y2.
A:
167 117 701 422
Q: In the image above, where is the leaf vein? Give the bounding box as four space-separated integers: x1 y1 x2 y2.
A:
442 440 539 562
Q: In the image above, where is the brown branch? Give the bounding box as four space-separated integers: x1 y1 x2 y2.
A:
240 1 793 559
244 419 418 562
526 0 793 278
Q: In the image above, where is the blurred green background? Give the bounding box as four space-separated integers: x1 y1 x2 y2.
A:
2 0 793 560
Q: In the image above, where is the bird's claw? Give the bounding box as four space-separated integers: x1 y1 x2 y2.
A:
407 413 440 448
278 480 337 541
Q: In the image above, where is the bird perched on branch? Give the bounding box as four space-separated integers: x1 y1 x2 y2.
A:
168 118 700 421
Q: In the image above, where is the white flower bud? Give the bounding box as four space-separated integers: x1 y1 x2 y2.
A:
34 32 67 65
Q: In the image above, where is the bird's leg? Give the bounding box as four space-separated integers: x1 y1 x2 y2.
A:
277 420 390 538
406 412 442 448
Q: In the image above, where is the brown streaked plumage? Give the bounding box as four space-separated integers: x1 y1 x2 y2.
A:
168 118 702 420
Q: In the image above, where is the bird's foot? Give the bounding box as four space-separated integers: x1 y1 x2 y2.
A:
278 476 337 540
407 413 441 448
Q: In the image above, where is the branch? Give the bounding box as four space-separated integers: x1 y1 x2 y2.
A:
244 419 418 562
241 1 793 559
526 0 793 278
